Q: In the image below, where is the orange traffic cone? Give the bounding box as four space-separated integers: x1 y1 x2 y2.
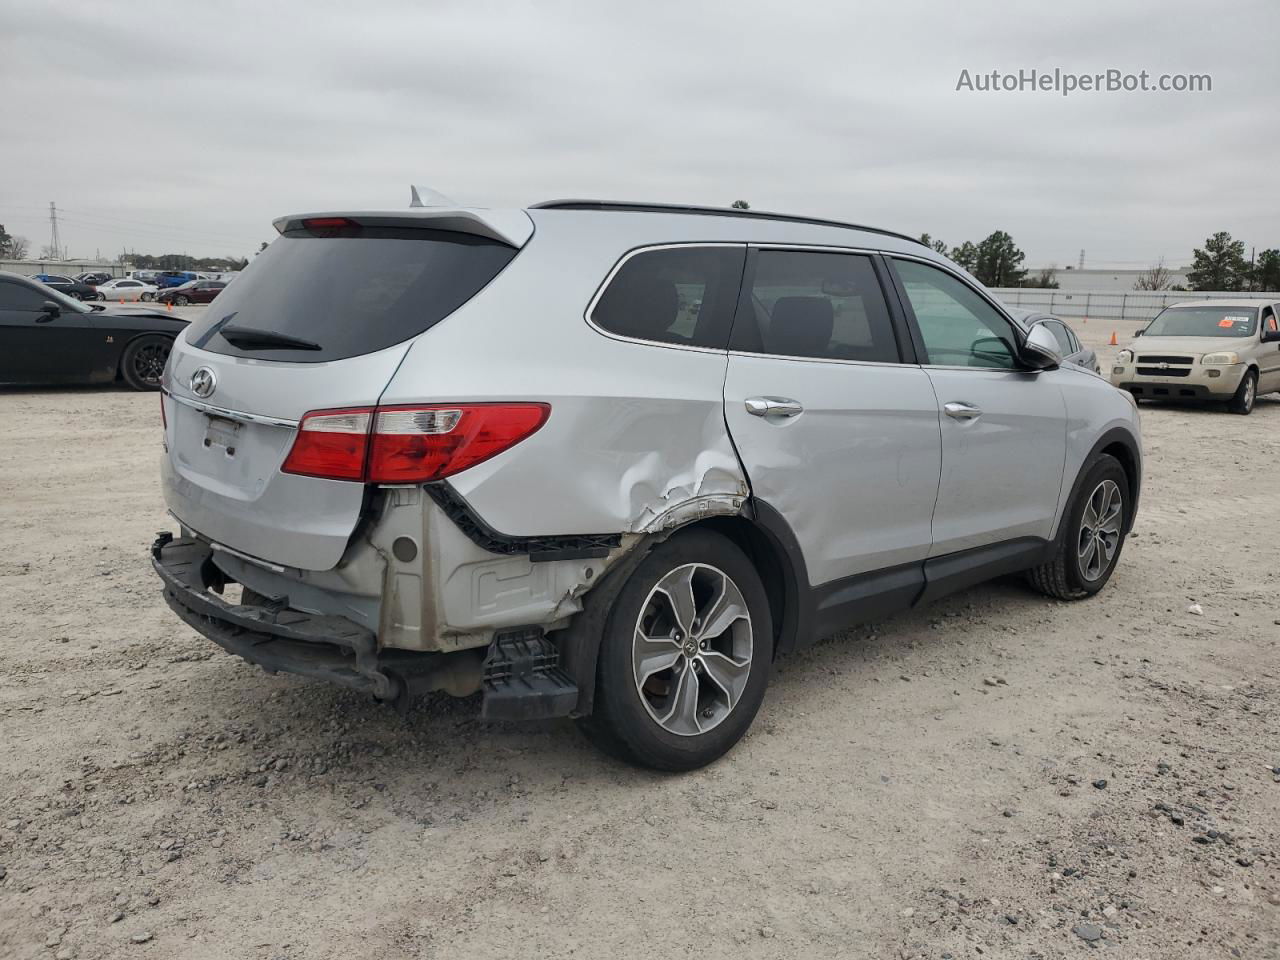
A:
1109 331 1118 346
167 301 173 312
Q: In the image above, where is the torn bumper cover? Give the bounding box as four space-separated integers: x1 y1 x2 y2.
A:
151 533 459 704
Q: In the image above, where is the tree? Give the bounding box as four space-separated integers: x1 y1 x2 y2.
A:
971 230 1026 287
731 200 750 209
1252 248 1280 291
1133 258 1175 291
0 224 29 259
40 244 60 259
1186 231 1248 291
1028 267 1059 289
919 233 949 257
951 240 979 272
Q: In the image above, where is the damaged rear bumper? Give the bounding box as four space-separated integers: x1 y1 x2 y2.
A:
151 532 577 718
151 533 479 705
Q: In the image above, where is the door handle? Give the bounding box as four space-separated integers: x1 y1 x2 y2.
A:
943 401 982 421
745 396 804 419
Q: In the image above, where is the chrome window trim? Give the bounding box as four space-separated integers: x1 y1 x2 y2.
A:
164 390 299 429
583 242 747 355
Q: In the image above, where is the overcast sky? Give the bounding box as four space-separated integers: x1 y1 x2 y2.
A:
2 0 1277 268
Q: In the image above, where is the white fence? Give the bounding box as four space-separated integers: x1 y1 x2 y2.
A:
991 288 1280 324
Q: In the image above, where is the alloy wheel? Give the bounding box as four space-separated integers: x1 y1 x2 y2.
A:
632 563 753 736
133 341 170 386
1078 479 1123 582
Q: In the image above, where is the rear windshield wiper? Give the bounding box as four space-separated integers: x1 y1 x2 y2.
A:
217 324 322 352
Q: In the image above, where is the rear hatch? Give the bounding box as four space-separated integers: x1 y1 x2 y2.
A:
162 210 529 571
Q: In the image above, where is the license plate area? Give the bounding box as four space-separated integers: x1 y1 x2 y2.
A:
203 415 242 456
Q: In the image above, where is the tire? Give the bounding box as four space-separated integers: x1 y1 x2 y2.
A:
95 293 106 301
141 292 154 302
175 294 190 306
119 335 172 391
1026 454 1129 601
577 529 774 771
1227 369 1257 415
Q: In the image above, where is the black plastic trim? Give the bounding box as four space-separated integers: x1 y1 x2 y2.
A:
424 481 621 562
530 199 925 247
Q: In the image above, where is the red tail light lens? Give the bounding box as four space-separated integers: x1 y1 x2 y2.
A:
280 403 549 484
368 403 550 483
281 408 373 480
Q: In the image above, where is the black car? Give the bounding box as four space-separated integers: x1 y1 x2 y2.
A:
75 272 114 286
0 273 189 390
33 273 99 301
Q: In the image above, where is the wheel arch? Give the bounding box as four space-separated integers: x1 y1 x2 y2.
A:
560 500 812 718
1064 427 1142 539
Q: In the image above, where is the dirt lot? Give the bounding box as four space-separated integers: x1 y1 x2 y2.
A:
1 318 1278 960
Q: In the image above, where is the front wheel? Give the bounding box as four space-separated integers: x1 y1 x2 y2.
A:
119 335 172 391
577 529 773 771
174 294 190 306
1227 369 1257 415
1027 454 1129 600
95 293 106 301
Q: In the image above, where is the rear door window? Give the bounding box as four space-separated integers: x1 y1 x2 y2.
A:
590 246 745 349
730 249 901 363
184 227 518 362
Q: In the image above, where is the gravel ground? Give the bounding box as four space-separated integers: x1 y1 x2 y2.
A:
1 318 1278 959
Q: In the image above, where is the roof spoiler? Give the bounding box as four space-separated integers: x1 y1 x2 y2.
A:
272 208 534 248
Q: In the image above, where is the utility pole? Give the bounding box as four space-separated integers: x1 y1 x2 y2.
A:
1078 249 1085 270
48 201 61 260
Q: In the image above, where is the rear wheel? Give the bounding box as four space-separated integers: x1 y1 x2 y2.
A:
1227 369 1257 415
120 335 172 391
577 529 773 771
1027 454 1129 600
141 292 154 302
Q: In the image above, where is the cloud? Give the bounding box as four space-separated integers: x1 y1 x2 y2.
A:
1 0 1276 266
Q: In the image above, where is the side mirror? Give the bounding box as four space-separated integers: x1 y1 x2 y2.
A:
1020 323 1062 370
1134 327 1146 337
38 300 61 322
1262 328 1280 343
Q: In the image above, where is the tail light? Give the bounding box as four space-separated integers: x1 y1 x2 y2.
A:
281 403 549 484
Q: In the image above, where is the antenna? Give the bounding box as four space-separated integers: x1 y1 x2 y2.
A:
1078 248 1085 270
48 201 61 260
409 185 457 208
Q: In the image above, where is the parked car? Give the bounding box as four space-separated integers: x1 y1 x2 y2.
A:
1109 299 1280 415
128 270 161 284
0 272 189 389
152 201 1143 770
155 271 199 289
33 274 98 301
1009 309 1099 373
75 272 113 286
156 279 225 305
95 277 159 302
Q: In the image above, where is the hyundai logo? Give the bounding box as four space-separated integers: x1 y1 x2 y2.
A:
189 366 217 399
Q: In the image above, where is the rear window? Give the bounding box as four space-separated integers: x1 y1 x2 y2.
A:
185 227 517 362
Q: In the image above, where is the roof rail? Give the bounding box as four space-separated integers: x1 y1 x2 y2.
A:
529 199 924 246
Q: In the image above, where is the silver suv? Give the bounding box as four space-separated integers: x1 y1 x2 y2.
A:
152 200 1143 770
